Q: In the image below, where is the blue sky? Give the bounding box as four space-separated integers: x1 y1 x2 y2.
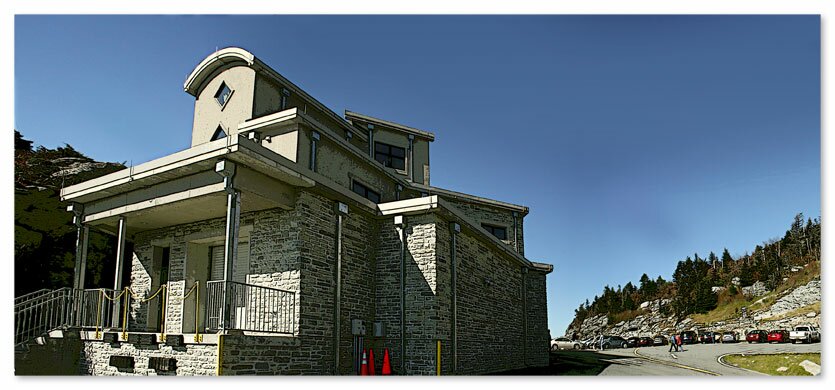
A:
15 15 820 335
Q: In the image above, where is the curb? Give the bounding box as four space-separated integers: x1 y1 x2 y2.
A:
633 349 721 376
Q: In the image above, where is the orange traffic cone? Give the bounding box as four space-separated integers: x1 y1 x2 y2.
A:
368 349 376 376
381 348 392 375
360 349 368 376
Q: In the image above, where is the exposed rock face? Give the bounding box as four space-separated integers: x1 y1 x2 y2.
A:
754 280 820 320
565 280 820 340
742 281 770 297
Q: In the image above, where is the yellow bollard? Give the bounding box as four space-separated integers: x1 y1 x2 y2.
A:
437 340 441 376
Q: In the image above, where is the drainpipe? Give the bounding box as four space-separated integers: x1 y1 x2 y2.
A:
512 211 519 253
407 134 415 182
394 215 406 374
367 124 375 158
334 202 348 374
521 267 528 366
450 222 460 374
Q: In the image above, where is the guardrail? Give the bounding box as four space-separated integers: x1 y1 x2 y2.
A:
205 280 295 334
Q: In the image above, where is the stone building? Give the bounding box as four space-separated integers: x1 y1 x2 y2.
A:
55 47 553 375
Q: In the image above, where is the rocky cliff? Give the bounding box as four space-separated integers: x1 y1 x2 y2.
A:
565 278 821 339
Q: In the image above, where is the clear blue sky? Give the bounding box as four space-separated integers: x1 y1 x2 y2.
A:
15 15 820 336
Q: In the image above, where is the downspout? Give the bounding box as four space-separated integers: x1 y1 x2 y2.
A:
521 267 528 366
395 215 406 374
334 202 348 374
367 124 375 158
450 222 460 374
408 134 415 182
512 211 519 253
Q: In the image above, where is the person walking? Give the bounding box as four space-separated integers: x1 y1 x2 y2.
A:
676 334 684 351
669 334 678 352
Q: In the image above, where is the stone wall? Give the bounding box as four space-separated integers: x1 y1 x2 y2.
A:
443 197 525 257
525 270 550 367
81 339 217 376
453 221 526 375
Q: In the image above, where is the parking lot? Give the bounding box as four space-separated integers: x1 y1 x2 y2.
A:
596 341 822 375
497 341 822 376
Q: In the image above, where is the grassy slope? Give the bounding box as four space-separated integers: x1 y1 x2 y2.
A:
691 261 820 325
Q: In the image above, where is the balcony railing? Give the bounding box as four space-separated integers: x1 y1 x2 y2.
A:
205 280 295 334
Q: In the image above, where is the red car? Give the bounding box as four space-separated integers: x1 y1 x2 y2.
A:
768 329 790 343
746 330 768 343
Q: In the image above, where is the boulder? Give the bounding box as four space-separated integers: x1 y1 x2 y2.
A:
711 286 726 294
742 281 769 297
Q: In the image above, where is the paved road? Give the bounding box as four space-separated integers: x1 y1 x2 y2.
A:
596 341 822 376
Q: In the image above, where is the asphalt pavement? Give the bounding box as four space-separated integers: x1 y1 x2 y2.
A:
596 341 822 376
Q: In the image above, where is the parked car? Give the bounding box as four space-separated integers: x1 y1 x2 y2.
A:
721 331 738 343
680 331 698 344
767 330 790 344
626 337 640 348
746 330 768 343
653 335 668 346
700 331 721 344
789 325 821 344
601 336 628 350
638 337 654 347
551 337 582 351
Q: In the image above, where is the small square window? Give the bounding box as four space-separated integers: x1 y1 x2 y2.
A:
215 82 232 107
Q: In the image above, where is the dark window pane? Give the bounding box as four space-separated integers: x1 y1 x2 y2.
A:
375 153 388 165
211 127 227 141
391 146 405 158
391 157 405 170
352 181 365 196
494 227 507 240
367 190 381 203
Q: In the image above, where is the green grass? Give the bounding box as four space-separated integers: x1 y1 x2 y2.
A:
723 353 820 376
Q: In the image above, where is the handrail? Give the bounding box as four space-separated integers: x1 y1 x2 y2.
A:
14 289 52 305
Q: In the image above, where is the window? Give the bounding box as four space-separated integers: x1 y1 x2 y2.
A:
214 82 232 107
352 180 381 203
211 126 227 141
482 224 508 240
374 142 406 170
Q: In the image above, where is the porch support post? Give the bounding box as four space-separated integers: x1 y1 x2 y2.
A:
68 203 89 290
216 160 239 330
112 216 127 327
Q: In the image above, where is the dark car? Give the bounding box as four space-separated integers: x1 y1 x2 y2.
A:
653 335 668 346
721 331 738 343
601 336 628 350
626 337 640 348
638 337 654 347
700 331 720 344
767 329 790 343
680 331 698 344
746 330 768 343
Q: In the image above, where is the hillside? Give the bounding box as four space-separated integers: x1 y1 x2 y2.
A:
565 214 821 340
14 130 125 295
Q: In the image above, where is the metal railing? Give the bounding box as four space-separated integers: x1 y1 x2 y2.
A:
14 288 116 347
205 280 295 334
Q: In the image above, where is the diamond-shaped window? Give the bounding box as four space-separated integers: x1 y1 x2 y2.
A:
214 82 232 107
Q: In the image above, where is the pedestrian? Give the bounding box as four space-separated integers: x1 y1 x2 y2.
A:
669 334 678 352
676 334 684 351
